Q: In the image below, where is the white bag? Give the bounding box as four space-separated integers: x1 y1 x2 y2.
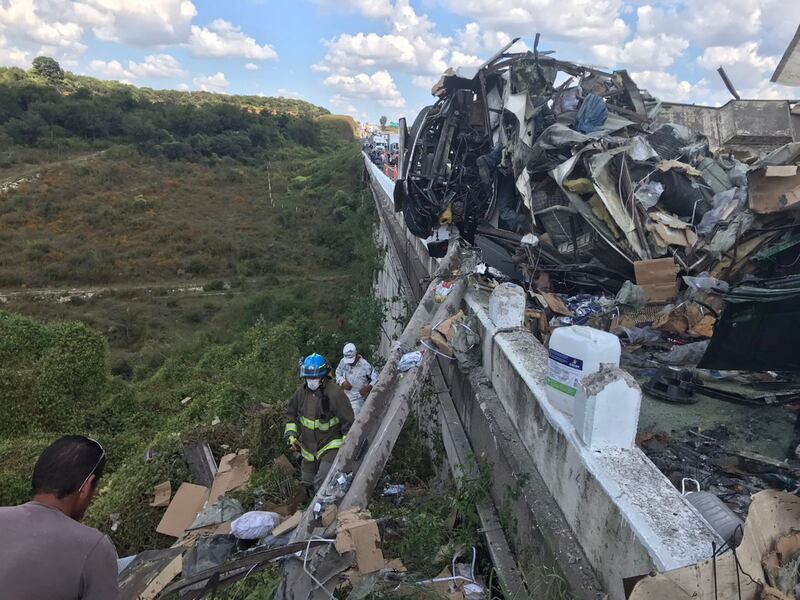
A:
230 511 282 539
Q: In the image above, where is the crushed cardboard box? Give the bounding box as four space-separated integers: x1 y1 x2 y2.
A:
334 509 385 574
207 449 252 506
629 491 800 600
156 483 209 538
321 505 338 527
422 310 464 356
749 168 800 214
634 258 679 304
537 292 573 316
149 481 172 508
271 510 302 537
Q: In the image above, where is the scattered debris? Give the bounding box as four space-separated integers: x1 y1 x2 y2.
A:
149 481 172 508
271 510 302 537
629 491 800 600
398 350 423 372
183 442 218 488
208 449 253 506
230 511 282 540
156 483 209 538
335 509 385 574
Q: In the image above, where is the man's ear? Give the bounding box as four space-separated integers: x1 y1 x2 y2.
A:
79 474 97 498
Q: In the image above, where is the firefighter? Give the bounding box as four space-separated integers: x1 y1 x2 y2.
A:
284 353 354 491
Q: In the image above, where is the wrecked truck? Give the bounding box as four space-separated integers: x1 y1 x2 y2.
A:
393 39 800 302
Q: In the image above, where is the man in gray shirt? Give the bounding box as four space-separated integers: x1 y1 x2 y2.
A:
0 435 119 600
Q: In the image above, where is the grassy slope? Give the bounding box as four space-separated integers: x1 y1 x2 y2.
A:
0 107 387 554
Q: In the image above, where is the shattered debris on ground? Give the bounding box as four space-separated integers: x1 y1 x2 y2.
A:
392 38 800 535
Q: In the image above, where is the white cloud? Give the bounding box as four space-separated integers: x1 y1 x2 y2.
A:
456 22 515 55
449 50 483 70
0 35 30 68
445 0 630 46
697 42 779 89
128 53 186 78
0 0 198 67
277 88 304 99
189 19 278 61
630 70 709 104
314 0 393 19
244 62 260 70
636 1 800 53
324 70 405 107
592 33 689 69
176 82 190 91
89 59 132 80
89 53 185 80
411 75 437 89
0 0 86 51
329 94 360 118
318 0 450 76
194 71 230 93
81 0 198 46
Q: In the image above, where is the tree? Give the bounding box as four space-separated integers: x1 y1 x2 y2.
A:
379 115 387 131
31 56 64 83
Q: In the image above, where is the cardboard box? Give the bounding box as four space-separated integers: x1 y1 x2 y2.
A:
149 481 172 508
634 258 679 304
271 510 302 537
321 505 338 527
749 169 800 214
156 482 209 537
334 509 384 574
208 449 253 505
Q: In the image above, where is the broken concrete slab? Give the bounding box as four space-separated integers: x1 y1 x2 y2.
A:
488 282 526 329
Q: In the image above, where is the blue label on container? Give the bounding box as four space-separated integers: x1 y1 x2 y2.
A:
548 348 583 371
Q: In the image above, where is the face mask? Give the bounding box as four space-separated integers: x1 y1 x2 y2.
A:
306 378 322 391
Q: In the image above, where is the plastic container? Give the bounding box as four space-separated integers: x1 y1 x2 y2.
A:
546 326 621 415
682 479 743 547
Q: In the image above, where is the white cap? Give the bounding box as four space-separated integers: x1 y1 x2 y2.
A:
343 343 357 364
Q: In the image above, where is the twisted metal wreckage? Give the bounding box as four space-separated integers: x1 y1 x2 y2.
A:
393 39 800 371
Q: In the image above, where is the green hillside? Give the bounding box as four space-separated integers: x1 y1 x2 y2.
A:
0 60 383 555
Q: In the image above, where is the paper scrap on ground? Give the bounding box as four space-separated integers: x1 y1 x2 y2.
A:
149 481 172 508
156 482 209 537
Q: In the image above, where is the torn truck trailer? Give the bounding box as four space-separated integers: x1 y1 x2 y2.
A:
394 41 800 301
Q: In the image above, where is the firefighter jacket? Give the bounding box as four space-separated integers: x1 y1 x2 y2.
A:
284 380 354 463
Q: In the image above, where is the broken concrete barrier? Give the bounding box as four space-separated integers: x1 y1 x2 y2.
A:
573 364 641 450
488 282 525 329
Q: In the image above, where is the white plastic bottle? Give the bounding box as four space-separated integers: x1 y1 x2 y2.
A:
546 325 621 415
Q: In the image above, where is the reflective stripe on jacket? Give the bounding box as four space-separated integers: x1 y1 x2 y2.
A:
285 380 354 463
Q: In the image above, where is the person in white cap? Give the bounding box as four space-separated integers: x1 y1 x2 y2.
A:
335 343 378 416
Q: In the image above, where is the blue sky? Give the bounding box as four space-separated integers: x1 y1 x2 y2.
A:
0 0 797 125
